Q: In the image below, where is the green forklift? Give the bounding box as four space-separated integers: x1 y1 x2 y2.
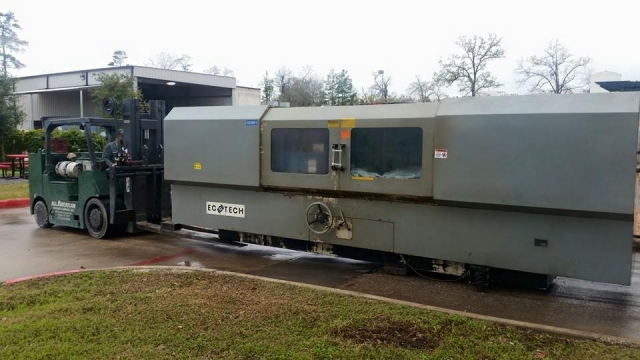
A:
28 98 170 239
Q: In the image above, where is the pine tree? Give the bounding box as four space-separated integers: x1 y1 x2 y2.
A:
0 12 29 76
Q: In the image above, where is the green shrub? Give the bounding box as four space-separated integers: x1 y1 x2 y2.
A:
23 129 45 153
1 127 108 156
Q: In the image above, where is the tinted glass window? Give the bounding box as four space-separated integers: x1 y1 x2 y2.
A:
271 128 329 174
351 127 423 179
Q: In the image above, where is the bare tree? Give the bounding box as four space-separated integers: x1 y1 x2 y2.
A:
203 66 234 76
435 33 504 97
407 75 449 103
359 86 377 105
146 51 192 70
175 55 192 71
287 67 324 107
371 70 391 102
428 85 448 102
274 67 294 102
407 75 432 102
515 40 592 94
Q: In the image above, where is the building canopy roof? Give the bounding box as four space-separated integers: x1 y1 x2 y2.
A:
14 66 238 94
596 81 640 92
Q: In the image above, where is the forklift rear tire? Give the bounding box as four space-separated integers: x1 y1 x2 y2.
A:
33 200 53 228
84 198 113 239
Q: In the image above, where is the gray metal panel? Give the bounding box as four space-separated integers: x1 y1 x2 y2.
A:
17 95 31 130
262 102 438 121
233 87 261 106
392 204 632 285
171 184 311 240
433 94 640 214
15 76 47 92
48 73 84 89
32 92 92 119
437 92 640 115
164 105 267 121
133 66 236 89
312 218 394 252
170 186 632 285
164 106 268 187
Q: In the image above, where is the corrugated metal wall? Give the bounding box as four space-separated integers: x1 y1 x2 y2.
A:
233 87 261 105
15 77 46 93
17 95 31 130
16 67 132 93
18 91 100 130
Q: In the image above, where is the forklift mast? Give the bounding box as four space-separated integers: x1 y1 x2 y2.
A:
121 98 165 165
108 98 170 230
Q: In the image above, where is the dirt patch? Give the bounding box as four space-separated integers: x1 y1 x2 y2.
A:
330 315 449 350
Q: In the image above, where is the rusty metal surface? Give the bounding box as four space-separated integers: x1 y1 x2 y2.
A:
1 207 640 341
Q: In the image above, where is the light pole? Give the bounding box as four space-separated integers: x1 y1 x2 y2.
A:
378 69 386 102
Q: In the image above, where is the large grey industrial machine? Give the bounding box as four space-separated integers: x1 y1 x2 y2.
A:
162 92 640 289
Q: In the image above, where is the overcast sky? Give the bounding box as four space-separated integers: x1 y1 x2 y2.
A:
4 0 639 96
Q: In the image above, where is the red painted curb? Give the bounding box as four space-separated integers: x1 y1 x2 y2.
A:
4 269 81 285
0 198 30 209
127 249 197 266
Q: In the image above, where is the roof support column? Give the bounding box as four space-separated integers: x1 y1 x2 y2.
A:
80 89 84 117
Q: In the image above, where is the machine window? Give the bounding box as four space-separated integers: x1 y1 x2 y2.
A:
350 127 423 179
271 128 330 174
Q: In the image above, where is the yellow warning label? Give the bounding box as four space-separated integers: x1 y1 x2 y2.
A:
340 118 356 128
194 162 202 170
328 118 356 128
352 176 373 181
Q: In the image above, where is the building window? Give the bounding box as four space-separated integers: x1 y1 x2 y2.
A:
350 127 423 179
271 128 330 174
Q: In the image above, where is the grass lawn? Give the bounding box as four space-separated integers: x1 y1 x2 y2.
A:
0 270 638 359
0 182 28 200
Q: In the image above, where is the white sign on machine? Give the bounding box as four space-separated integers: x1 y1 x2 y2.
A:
206 201 246 218
434 149 448 159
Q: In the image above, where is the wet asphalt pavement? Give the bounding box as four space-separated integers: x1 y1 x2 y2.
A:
1 206 639 342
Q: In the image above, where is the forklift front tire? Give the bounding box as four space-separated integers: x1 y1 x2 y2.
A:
33 200 53 228
84 198 111 239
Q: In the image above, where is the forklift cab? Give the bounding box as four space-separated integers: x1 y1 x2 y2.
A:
42 119 123 176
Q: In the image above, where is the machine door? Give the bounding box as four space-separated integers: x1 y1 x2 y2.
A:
338 110 436 198
261 108 340 191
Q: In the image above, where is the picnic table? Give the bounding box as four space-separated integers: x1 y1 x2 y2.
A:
3 154 28 179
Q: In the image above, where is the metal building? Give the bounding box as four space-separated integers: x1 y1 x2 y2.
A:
13 66 261 130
